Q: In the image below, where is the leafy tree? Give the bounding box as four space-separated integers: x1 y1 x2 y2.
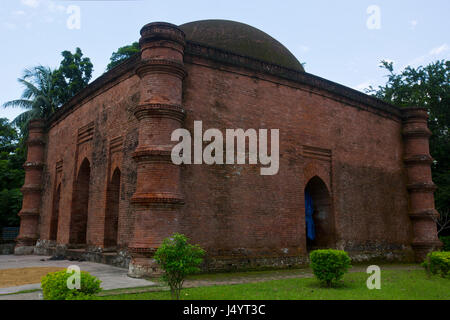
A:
0 118 19 154
106 42 139 71
3 66 59 131
1 49 93 230
52 47 93 106
0 119 24 229
3 47 93 131
154 233 205 300
367 60 450 229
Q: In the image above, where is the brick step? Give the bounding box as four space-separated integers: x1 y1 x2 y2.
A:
46 248 130 270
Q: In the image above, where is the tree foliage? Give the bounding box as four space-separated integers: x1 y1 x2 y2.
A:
52 47 93 106
106 42 139 71
154 233 205 300
309 249 352 287
3 47 92 131
0 119 25 228
367 60 450 226
1 48 92 228
41 270 102 300
3 65 59 131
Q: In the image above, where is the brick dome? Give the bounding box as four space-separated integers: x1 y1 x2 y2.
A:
179 19 304 72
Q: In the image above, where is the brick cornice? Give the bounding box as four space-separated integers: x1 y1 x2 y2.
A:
20 184 42 194
406 182 437 193
132 147 175 163
139 22 186 47
27 138 46 147
47 39 404 127
23 162 45 170
401 107 429 121
184 41 402 119
403 155 434 166
131 192 185 206
18 208 40 217
408 208 439 220
28 119 46 130
47 54 140 128
402 127 432 138
135 59 187 79
133 103 185 121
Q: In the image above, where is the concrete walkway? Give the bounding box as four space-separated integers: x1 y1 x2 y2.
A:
0 255 156 299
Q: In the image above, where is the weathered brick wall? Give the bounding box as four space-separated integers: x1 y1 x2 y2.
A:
178 57 412 260
38 50 413 262
40 73 140 248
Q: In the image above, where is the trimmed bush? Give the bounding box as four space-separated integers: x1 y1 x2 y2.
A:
309 249 352 287
440 236 450 251
422 251 450 278
41 269 102 300
154 233 205 300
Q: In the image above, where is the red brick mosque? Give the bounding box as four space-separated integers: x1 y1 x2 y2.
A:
15 20 442 277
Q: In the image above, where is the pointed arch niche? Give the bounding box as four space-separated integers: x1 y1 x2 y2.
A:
69 158 91 245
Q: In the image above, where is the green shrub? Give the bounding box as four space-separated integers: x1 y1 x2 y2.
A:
422 251 450 278
440 236 450 251
41 269 102 300
309 249 352 287
154 233 205 300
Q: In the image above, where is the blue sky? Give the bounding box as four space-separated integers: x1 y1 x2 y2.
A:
1 0 449 121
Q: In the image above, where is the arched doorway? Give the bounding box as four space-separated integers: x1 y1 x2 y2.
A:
49 184 61 241
70 158 91 245
304 176 335 251
104 168 121 247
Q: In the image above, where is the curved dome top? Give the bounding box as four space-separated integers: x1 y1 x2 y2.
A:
179 20 304 72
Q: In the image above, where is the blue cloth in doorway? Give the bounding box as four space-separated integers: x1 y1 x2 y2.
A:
305 190 315 240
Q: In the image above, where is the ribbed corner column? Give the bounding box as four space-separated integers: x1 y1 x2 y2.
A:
128 22 187 278
402 107 442 261
15 119 46 255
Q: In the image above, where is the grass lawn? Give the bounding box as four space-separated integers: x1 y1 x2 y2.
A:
99 269 449 300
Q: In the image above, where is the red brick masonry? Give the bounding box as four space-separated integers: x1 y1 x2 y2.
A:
14 22 441 276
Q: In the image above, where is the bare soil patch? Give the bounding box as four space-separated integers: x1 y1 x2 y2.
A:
0 267 64 288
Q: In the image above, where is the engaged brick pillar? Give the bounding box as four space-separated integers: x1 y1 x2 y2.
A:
128 22 186 277
15 119 46 255
402 107 442 261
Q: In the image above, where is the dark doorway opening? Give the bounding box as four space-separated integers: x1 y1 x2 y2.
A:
104 168 121 248
69 158 91 245
305 176 334 251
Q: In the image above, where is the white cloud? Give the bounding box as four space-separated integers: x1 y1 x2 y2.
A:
403 43 449 69
298 45 310 53
13 10 26 16
3 22 17 30
43 16 54 23
12 0 66 29
409 20 418 30
21 0 40 8
47 1 65 13
354 81 372 92
429 43 449 56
